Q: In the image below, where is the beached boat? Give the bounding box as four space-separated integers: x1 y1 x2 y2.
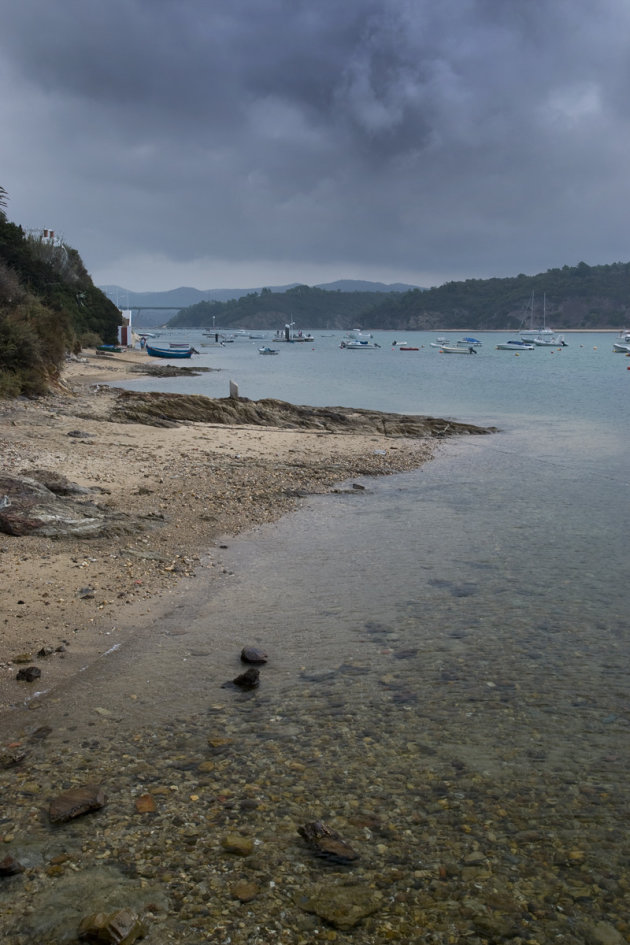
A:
496 340 535 351
146 344 193 359
258 346 279 355
97 344 123 353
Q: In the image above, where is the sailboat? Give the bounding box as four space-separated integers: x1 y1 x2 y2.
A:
519 293 566 346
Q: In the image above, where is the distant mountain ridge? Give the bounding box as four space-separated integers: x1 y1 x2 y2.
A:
99 280 420 325
101 260 630 331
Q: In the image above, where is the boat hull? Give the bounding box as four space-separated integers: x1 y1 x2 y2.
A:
146 345 193 359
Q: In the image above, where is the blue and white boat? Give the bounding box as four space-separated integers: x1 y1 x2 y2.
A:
146 344 194 359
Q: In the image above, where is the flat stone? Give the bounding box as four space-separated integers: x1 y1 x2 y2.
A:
222 834 254 856
297 883 383 930
230 880 260 901
49 783 106 824
78 908 145 944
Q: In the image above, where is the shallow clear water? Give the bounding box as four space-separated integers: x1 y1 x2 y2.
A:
1 331 629 943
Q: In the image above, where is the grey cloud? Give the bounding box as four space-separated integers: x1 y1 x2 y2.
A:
2 0 630 289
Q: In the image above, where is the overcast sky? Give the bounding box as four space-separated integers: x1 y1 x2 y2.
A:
2 0 629 292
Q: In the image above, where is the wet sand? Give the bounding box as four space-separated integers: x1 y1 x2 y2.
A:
0 348 435 713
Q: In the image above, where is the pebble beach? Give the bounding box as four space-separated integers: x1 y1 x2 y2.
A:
0 349 628 944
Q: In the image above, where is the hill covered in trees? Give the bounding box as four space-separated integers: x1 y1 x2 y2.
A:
0 188 121 396
168 262 630 332
167 284 400 331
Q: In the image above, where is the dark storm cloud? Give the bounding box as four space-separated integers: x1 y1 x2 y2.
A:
2 0 629 289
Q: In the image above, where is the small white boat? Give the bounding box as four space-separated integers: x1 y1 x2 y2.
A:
439 344 478 354
258 346 279 355
458 337 483 347
612 330 630 353
430 335 450 348
340 339 381 349
496 340 535 351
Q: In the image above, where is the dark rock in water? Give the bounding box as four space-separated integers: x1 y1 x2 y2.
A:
0 749 28 768
16 665 41 682
240 646 268 664
0 855 25 876
297 882 382 930
49 783 106 823
232 668 260 689
78 908 145 944
298 820 359 864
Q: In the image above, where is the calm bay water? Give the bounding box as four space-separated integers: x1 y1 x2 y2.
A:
1 330 629 943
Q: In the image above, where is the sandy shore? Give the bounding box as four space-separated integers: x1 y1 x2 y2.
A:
0 348 438 714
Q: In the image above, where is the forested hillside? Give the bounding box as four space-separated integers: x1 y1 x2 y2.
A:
168 262 630 332
167 284 398 330
0 188 121 396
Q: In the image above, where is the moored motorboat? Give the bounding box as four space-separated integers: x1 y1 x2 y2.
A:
340 339 381 349
612 330 630 353
496 340 535 351
440 344 478 354
273 323 315 342
258 346 279 355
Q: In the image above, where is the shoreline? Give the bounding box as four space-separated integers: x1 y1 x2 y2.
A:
0 348 471 716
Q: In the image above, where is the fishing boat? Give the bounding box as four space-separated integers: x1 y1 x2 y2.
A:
146 344 193 359
258 346 279 355
273 323 315 343
496 340 535 351
96 344 123 353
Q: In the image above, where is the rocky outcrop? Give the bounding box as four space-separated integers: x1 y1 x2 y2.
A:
110 390 497 436
0 473 163 539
